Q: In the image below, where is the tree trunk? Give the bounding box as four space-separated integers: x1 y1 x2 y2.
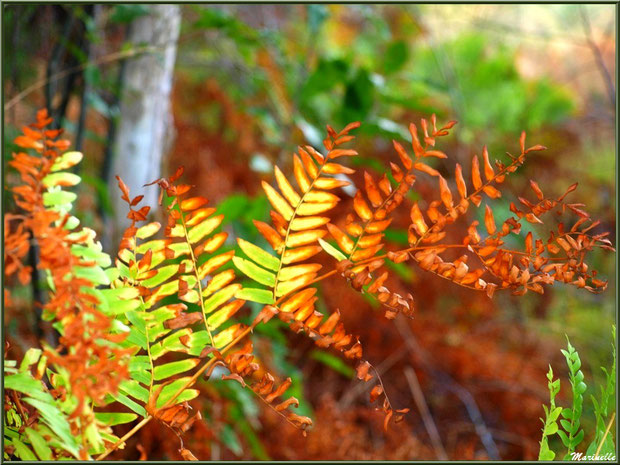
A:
109 4 180 243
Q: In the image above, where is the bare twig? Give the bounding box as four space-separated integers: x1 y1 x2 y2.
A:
339 346 407 408
404 366 448 460
396 317 501 460
4 46 158 112
579 5 615 110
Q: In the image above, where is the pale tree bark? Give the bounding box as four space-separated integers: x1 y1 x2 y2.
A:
109 4 180 244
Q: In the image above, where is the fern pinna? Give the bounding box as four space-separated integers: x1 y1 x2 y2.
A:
4 110 613 461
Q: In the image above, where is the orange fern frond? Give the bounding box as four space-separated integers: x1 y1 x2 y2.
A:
222 340 313 433
321 117 457 318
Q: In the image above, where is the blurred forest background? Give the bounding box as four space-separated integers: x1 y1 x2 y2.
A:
3 3 616 460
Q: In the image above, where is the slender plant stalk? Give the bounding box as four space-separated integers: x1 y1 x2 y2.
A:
594 412 615 458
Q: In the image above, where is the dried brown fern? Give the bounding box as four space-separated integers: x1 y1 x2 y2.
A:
318 117 612 317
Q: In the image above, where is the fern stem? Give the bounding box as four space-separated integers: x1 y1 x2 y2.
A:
348 174 411 260
96 416 152 460
129 232 155 395
176 197 215 346
95 323 257 460
271 157 329 303
594 412 615 457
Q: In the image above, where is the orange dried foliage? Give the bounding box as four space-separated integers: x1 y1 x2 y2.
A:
5 109 613 461
321 117 612 317
5 110 131 420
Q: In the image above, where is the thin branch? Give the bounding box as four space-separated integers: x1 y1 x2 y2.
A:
404 366 448 460
396 317 501 460
340 345 407 408
579 5 615 110
594 412 615 458
4 46 158 112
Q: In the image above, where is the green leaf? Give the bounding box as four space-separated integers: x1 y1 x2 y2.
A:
73 265 110 285
150 329 192 359
207 305 239 331
125 327 148 350
105 266 121 283
187 215 223 244
560 419 571 432
310 350 354 378
70 244 111 267
383 40 409 74
233 256 276 287
557 429 570 447
546 366 554 381
275 279 308 298
185 330 211 355
42 171 81 188
212 325 241 349
19 348 42 371
110 392 147 417
43 190 77 207
155 377 199 408
538 444 555 461
51 151 83 171
84 421 104 452
543 422 558 436
575 369 584 383
130 369 152 387
237 238 280 271
136 222 161 239
5 373 50 402
11 438 37 460
119 379 149 403
21 398 79 457
550 406 563 422
94 412 138 426
576 381 587 395
220 424 243 456
106 298 141 315
24 428 52 460
204 284 241 314
153 359 200 381
235 287 274 304
145 307 178 325
318 238 347 261
142 264 179 288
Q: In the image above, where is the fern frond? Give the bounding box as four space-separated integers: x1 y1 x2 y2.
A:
230 123 407 428
322 117 458 318
222 341 313 433
144 168 247 351
235 122 360 307
5 111 134 458
404 133 611 297
327 118 611 315
112 177 212 419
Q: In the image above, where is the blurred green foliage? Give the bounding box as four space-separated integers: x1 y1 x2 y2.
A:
180 5 576 152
